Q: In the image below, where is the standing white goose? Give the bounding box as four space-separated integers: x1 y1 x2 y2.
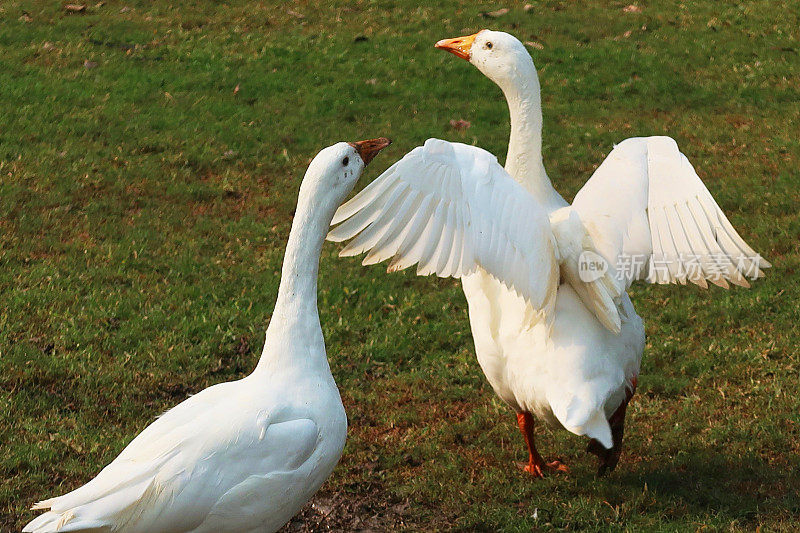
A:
327 30 768 477
24 138 391 532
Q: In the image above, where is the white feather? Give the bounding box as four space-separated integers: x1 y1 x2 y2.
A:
328 139 560 315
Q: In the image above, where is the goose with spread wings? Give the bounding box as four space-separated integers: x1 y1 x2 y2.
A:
328 30 768 477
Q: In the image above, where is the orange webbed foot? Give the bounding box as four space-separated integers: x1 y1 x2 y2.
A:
546 459 570 473
517 459 569 478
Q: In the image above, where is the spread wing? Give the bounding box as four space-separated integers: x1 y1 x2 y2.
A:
570 136 769 297
328 138 560 320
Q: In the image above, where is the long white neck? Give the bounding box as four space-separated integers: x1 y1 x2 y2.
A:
497 56 563 207
255 178 335 373
273 197 328 321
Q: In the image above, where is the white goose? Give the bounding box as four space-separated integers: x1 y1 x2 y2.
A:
24 138 391 532
327 30 768 477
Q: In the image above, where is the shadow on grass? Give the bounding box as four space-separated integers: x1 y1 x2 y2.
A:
282 443 800 531
604 447 800 525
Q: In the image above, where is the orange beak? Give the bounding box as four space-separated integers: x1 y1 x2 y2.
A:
435 32 481 60
348 137 391 166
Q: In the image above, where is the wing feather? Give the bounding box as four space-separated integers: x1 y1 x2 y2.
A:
433 203 457 277
571 136 767 297
331 162 401 225
328 138 559 315
362 191 422 265
327 180 400 242
338 184 409 258
387 195 436 272
416 201 447 276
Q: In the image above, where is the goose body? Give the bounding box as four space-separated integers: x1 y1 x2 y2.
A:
328 31 767 475
461 263 643 444
24 138 390 532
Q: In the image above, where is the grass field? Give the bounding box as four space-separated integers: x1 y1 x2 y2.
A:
1 0 798 530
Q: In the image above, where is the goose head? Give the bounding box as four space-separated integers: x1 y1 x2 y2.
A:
435 30 536 94
301 138 391 212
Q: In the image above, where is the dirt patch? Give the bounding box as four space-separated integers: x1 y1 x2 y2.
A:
281 488 414 532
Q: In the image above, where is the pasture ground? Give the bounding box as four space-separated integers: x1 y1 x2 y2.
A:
1 1 798 531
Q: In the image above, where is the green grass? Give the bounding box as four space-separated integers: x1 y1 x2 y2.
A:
1 0 798 530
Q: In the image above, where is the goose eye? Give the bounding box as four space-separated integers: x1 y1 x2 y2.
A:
485 42 493 49
342 156 349 166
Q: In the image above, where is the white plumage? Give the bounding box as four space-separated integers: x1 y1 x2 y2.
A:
24 138 390 531
329 139 560 323
571 135 765 291
329 30 768 476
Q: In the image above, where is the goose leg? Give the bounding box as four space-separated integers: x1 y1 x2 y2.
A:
587 377 637 476
516 412 569 477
